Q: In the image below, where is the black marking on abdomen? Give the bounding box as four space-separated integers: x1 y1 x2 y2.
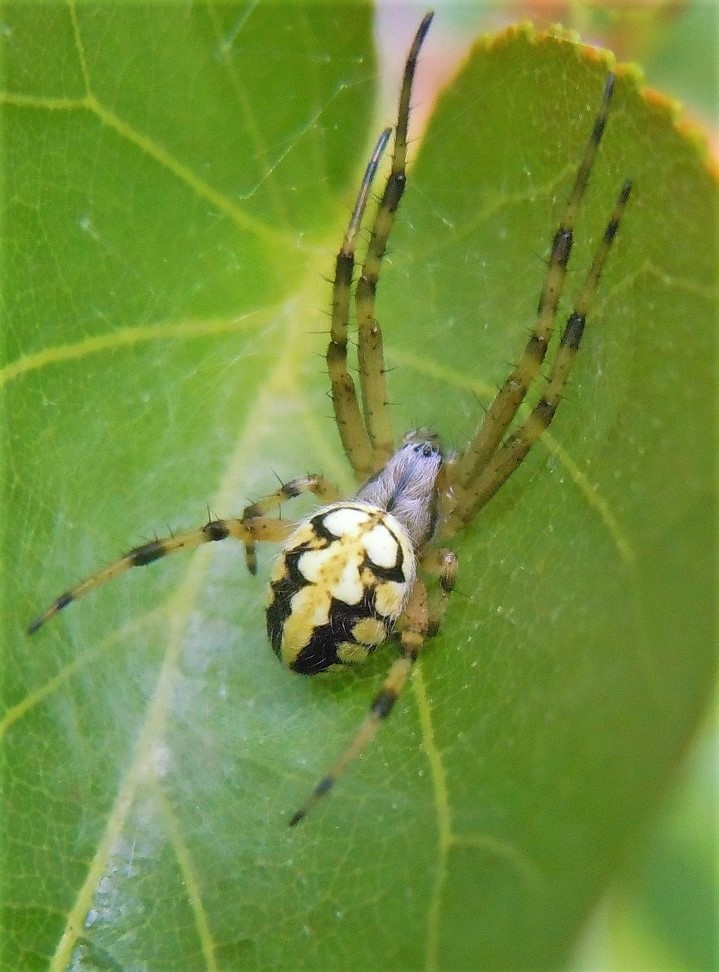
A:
266 574 297 659
290 590 386 675
362 553 405 584
266 546 314 658
309 510 345 545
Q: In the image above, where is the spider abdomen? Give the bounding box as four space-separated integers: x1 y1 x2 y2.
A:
266 502 416 675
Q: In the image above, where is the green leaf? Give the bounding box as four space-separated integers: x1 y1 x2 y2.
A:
3 6 716 971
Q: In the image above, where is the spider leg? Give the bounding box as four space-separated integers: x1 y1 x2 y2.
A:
242 473 341 573
355 12 434 469
420 546 458 636
29 474 344 633
27 515 296 634
328 129 392 484
450 179 632 527
289 578 429 826
455 74 617 494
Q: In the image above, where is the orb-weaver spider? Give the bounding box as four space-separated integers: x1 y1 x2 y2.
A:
29 12 631 826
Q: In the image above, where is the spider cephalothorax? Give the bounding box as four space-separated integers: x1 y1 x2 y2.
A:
29 12 631 826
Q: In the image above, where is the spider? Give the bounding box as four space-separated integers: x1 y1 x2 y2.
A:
29 12 631 826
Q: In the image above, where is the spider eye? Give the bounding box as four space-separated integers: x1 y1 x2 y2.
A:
412 441 437 458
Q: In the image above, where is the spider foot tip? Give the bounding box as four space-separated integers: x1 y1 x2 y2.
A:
288 776 334 826
27 592 73 634
419 10 435 34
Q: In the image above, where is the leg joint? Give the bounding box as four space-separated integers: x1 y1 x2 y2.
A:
203 520 230 542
